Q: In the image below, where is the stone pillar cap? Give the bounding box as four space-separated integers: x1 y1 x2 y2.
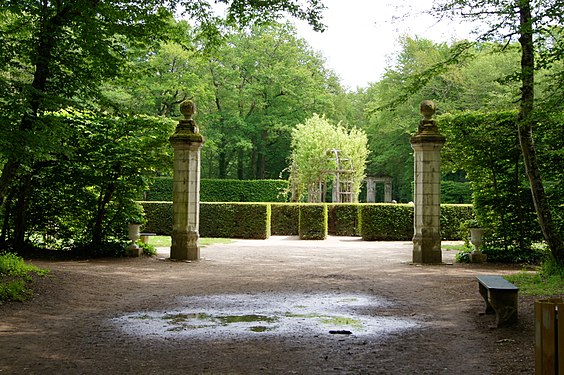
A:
420 100 436 121
180 99 196 120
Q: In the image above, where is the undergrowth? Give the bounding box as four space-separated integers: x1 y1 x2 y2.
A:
505 256 564 296
0 252 48 303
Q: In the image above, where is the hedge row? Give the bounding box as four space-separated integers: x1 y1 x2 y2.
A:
140 202 473 240
145 177 289 202
299 204 327 240
142 202 270 239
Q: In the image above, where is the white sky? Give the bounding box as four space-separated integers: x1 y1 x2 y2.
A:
294 0 478 90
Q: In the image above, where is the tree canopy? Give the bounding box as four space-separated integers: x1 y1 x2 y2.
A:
288 114 369 203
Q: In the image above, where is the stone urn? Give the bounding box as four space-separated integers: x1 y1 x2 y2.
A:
127 223 142 257
469 227 487 263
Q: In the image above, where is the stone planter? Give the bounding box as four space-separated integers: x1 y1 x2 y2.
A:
126 223 142 257
469 227 487 263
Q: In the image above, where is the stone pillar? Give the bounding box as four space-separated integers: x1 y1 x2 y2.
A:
410 100 445 264
384 179 393 203
170 100 204 261
365 177 376 203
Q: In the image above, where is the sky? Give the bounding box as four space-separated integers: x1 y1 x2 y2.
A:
293 0 478 89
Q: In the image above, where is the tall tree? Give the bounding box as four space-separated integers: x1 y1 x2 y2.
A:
433 0 564 262
200 22 341 180
289 114 369 202
0 0 326 250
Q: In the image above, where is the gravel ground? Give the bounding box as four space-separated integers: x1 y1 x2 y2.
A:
0 236 536 374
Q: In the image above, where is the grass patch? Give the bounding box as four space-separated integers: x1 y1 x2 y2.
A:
148 236 232 248
441 244 466 251
505 272 564 296
0 252 48 303
505 257 564 296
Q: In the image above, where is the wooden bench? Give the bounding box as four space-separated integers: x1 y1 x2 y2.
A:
139 232 156 244
477 275 519 327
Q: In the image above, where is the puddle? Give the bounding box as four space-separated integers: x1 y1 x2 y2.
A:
112 293 418 339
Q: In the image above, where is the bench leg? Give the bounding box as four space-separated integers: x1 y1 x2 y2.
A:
489 290 518 327
478 283 495 315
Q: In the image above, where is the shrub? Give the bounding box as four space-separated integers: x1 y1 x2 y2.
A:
140 202 173 235
271 204 299 235
440 204 474 240
360 204 413 241
0 252 48 303
200 203 271 239
145 178 289 202
141 201 473 240
298 204 327 240
441 181 472 204
440 111 543 260
329 204 361 236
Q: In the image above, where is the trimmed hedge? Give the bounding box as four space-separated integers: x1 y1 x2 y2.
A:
141 201 172 235
271 204 299 235
440 204 474 240
200 203 271 239
145 177 289 202
329 204 361 236
360 204 414 241
140 202 473 241
140 202 270 239
299 204 328 240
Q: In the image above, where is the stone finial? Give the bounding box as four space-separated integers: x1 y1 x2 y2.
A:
420 100 436 121
180 99 196 120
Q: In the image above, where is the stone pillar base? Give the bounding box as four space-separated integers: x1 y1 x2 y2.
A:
412 234 442 264
126 244 142 257
470 252 487 263
170 230 200 261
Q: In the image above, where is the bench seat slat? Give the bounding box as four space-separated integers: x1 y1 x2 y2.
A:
477 275 518 291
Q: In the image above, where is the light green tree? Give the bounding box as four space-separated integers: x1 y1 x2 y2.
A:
289 114 369 202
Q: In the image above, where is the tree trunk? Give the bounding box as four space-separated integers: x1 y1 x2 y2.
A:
258 130 267 179
218 148 227 179
237 149 245 180
91 182 116 248
517 0 564 263
12 174 34 251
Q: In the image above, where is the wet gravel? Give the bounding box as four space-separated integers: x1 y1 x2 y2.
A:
0 236 535 374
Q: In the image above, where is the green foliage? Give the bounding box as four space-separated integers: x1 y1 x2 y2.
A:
271 204 299 235
441 180 472 204
540 255 564 278
155 21 341 180
440 204 474 240
15 110 176 251
140 202 173 235
0 252 46 277
201 179 289 202
137 241 157 256
298 204 327 240
0 252 48 303
142 201 472 240
454 245 474 263
145 177 289 202
506 272 564 296
440 111 543 259
361 37 521 202
200 203 271 239
142 202 271 238
360 204 413 241
289 114 369 202
329 204 361 236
